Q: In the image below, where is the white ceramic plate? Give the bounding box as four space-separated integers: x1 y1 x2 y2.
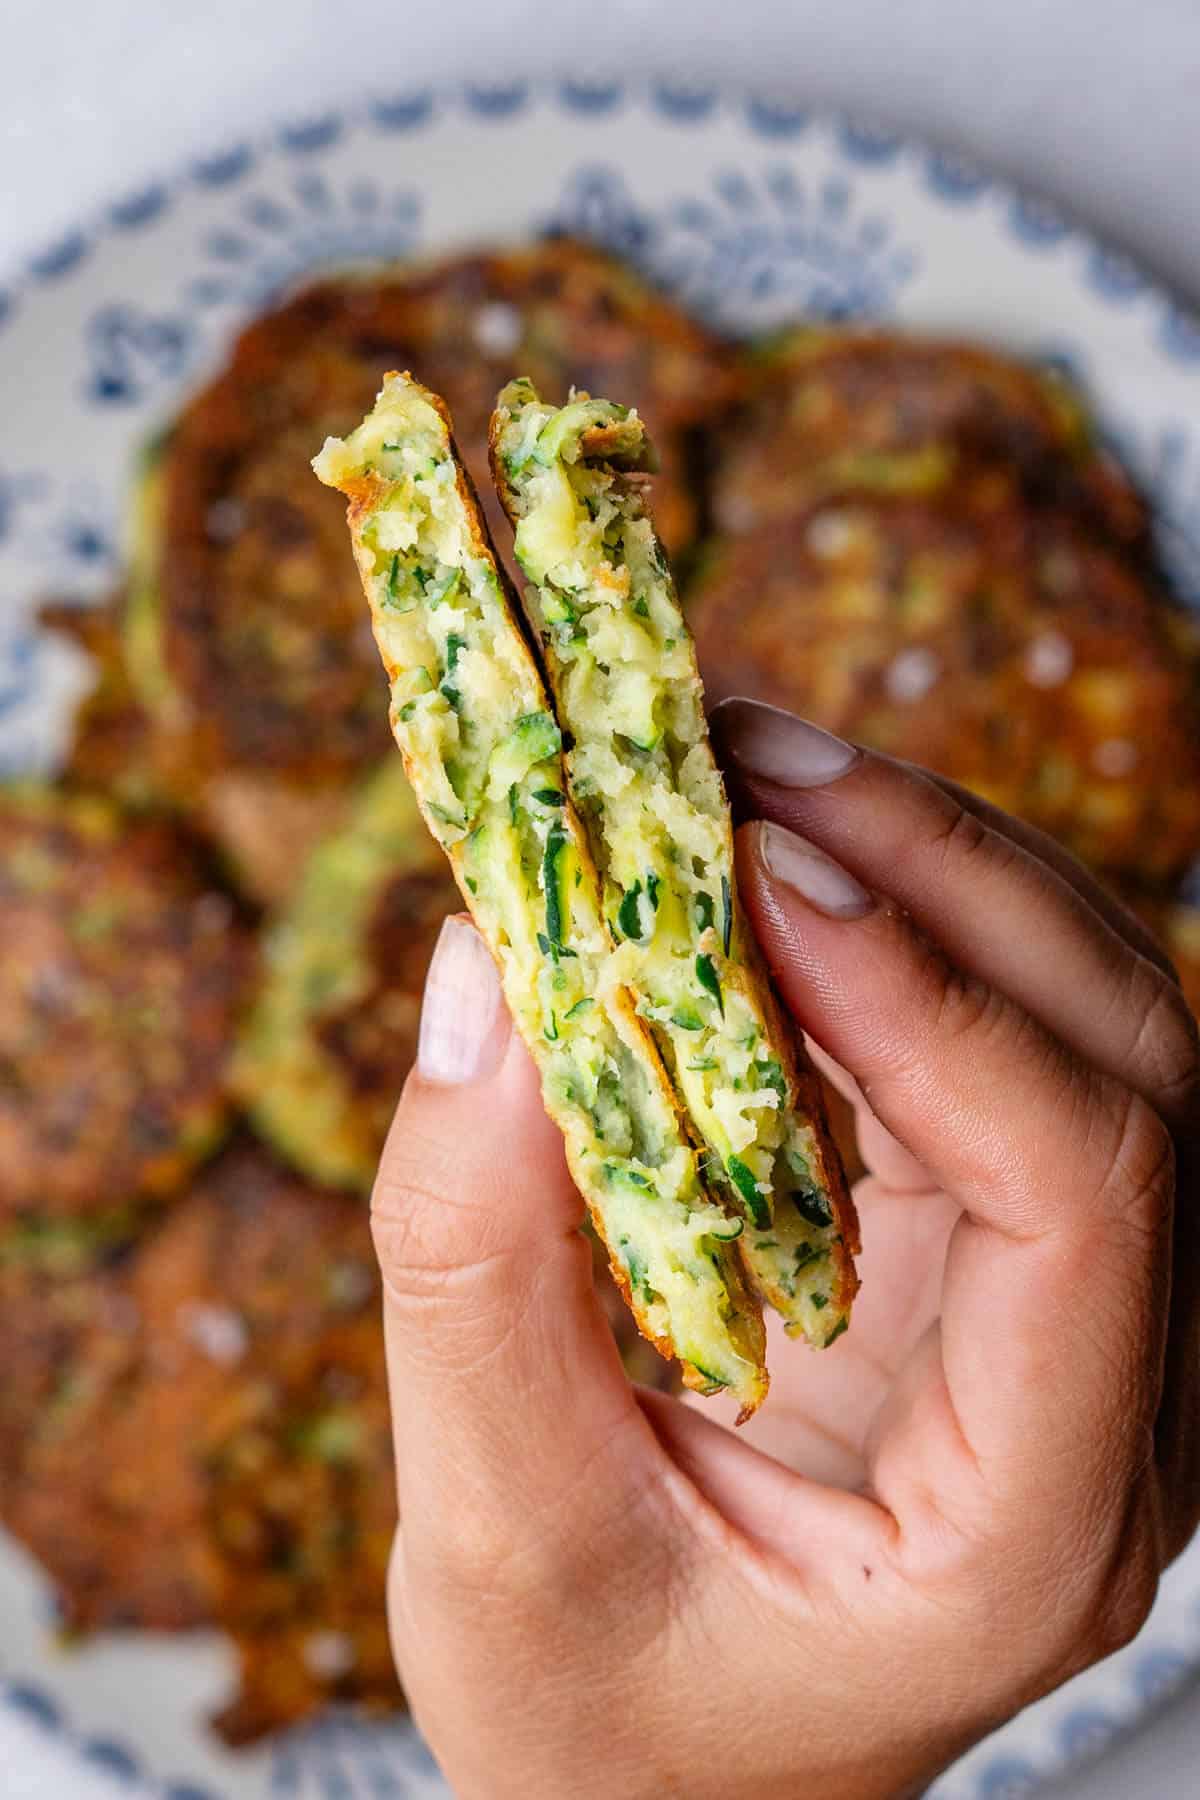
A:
2 79 1200 1800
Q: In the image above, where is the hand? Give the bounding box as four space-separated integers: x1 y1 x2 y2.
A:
372 697 1200 1800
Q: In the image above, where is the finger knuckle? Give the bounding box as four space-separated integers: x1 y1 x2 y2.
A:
920 796 996 881
1123 961 1200 1108
915 933 1008 1050
1094 1088 1176 1241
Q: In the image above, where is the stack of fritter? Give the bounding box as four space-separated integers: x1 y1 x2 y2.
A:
6 248 1199 1748
4 240 735 1742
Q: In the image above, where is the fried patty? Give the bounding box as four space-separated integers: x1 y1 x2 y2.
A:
39 598 160 811
0 1148 399 1734
714 329 1149 551
125 242 734 902
691 495 1200 882
235 761 456 1191
0 786 249 1221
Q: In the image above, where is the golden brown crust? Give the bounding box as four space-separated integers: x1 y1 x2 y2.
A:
716 328 1151 551
692 495 1200 884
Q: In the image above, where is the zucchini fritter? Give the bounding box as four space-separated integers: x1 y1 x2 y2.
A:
123 243 733 900
315 373 767 1411
234 760 456 1191
492 383 858 1343
38 597 160 810
0 1149 400 1735
0 786 250 1222
715 328 1149 551
691 497 1200 884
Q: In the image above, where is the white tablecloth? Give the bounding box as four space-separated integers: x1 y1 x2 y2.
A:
1 2 1197 1793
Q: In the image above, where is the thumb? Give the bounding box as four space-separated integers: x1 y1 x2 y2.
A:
374 914 644 1543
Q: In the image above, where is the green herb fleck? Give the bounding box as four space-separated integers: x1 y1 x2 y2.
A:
671 1005 704 1032
792 1241 825 1273
823 1317 849 1347
646 872 661 910
532 787 563 806
617 880 644 940
632 595 649 618
811 1293 829 1312
696 953 723 1015
721 875 733 956
727 1155 771 1230
792 1188 834 1230
694 892 715 934
564 997 594 1020
604 1163 655 1195
543 822 568 951
754 1059 787 1101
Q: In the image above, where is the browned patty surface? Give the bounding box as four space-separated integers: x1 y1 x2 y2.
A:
0 1147 400 1736
0 787 249 1220
714 329 1149 551
692 493 1200 881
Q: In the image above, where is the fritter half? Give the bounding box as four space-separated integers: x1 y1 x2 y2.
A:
690 496 1200 883
0 786 250 1221
491 382 858 1344
315 372 768 1411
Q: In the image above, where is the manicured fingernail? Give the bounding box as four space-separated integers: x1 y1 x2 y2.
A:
760 822 875 920
418 915 508 1084
716 698 860 787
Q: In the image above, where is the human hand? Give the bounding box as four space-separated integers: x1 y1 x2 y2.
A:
372 697 1200 1799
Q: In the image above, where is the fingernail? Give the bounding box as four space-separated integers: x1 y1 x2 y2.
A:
760 822 875 920
418 915 509 1084
717 698 860 788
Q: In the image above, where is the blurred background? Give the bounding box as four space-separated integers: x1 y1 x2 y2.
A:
2 4 1200 1797
4 0 1200 295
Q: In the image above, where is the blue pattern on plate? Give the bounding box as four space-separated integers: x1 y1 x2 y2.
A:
1058 1709 1117 1761
84 303 191 406
743 94 810 138
28 231 90 282
368 91 436 132
557 77 623 115
109 184 172 232
978 1760 1039 1799
278 115 345 156
190 143 256 187
836 116 903 164
1008 190 1070 248
2 78 1200 1800
463 81 529 118
81 1735 143 1783
651 80 719 122
923 147 989 204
